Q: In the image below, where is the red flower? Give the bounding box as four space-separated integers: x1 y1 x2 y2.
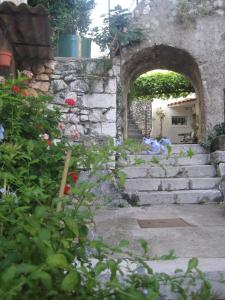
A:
47 140 52 146
69 171 79 183
12 85 20 94
65 98 76 107
64 184 71 195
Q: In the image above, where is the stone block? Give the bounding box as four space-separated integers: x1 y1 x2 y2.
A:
101 123 116 137
211 151 225 163
45 60 56 70
80 109 89 115
64 74 75 82
91 123 102 136
217 163 225 177
32 63 45 74
52 80 67 92
91 80 104 93
32 81 50 92
105 109 116 122
211 135 225 152
104 79 117 94
64 92 77 100
89 109 102 122
36 74 49 81
63 113 79 124
50 74 62 80
80 115 89 122
45 68 53 74
82 93 116 108
70 80 89 93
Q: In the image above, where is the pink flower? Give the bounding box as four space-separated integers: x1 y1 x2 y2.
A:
58 122 66 131
21 70 33 79
42 133 49 140
65 98 77 107
0 76 5 84
70 129 80 140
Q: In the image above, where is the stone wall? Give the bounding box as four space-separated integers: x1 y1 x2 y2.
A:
120 0 225 139
129 100 152 136
30 58 118 142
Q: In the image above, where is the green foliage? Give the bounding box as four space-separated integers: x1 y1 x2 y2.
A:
200 123 225 150
176 0 213 26
129 71 194 101
92 5 143 56
0 76 216 299
28 0 95 42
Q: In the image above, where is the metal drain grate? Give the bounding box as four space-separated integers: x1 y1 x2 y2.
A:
137 218 192 228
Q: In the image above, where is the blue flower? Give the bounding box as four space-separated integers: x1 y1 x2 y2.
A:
0 124 4 142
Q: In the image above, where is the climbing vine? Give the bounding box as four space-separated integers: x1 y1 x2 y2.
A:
129 71 194 101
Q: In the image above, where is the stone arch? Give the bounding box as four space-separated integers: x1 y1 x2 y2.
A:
117 0 225 141
121 45 204 139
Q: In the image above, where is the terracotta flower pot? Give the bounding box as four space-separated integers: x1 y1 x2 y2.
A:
0 51 12 67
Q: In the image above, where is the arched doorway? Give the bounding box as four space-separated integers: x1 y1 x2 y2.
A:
120 45 205 141
128 69 198 143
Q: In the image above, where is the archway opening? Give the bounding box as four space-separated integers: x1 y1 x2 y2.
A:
121 45 205 143
128 69 199 144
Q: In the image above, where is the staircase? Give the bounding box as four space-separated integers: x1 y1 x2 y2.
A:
122 144 222 205
127 112 143 141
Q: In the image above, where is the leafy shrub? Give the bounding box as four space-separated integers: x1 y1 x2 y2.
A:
200 123 225 150
92 5 143 56
0 75 215 299
129 71 194 101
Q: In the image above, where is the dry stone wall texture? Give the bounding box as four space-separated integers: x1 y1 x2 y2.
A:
31 58 117 142
130 100 152 135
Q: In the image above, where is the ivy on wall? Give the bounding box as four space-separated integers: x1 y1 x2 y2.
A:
129 71 194 101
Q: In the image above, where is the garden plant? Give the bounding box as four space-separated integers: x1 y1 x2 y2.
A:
0 74 215 299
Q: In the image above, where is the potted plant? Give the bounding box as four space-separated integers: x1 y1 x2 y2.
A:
28 0 95 57
0 51 12 67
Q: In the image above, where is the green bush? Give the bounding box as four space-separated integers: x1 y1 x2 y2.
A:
0 75 214 299
129 71 194 101
200 122 225 150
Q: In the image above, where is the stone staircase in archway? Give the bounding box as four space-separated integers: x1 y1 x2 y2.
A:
127 111 143 141
122 144 222 205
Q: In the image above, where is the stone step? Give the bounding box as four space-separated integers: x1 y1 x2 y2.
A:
170 144 206 154
127 135 143 140
122 165 217 178
124 177 221 192
124 190 222 205
122 154 210 166
127 124 139 130
128 128 142 132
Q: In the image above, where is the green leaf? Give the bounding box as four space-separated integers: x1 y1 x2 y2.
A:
1 265 17 282
61 270 79 292
46 254 68 269
31 271 52 289
138 239 148 256
187 257 198 272
65 217 79 236
117 239 129 249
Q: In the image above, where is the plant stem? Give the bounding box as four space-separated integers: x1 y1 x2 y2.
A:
57 149 72 212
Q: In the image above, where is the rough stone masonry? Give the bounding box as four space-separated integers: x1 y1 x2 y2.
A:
50 58 118 142
30 0 225 142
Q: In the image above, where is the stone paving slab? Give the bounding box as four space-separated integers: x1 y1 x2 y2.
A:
94 204 225 258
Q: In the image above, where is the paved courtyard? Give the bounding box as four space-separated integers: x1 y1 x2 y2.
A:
94 203 225 258
94 203 225 298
